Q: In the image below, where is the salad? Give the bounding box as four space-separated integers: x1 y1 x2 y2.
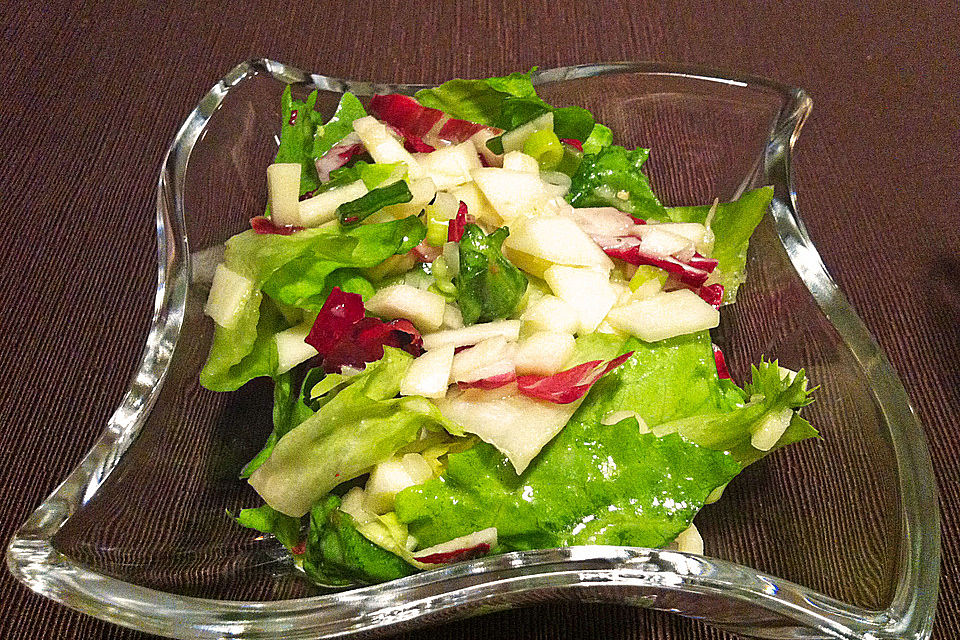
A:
200 70 818 586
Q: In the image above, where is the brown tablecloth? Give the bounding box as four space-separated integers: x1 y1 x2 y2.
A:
2 1 957 638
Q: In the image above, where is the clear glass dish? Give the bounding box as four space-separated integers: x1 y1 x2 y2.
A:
5 60 940 640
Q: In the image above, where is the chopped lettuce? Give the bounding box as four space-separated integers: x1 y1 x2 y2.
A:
234 504 302 551
313 92 367 158
200 217 425 392
566 145 668 220
414 70 541 127
302 495 415 586
653 360 818 467
666 186 774 303
276 86 323 194
247 348 462 517
241 369 316 478
394 333 741 550
456 224 528 325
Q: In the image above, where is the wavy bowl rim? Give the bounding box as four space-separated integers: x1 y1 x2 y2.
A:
5 58 939 640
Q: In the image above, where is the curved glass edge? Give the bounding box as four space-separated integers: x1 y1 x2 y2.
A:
4 58 938 640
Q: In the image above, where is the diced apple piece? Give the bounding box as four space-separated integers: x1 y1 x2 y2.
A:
400 345 455 398
605 289 720 342
503 216 613 277
562 206 635 239
415 141 481 190
352 115 425 179
673 523 703 554
442 304 464 329
400 453 434 484
204 264 255 329
633 225 696 258
266 163 302 226
375 177 438 221
502 150 540 173
365 284 446 332
434 385 580 473
751 406 794 451
469 128 503 167
521 295 580 335
500 112 554 153
470 168 551 222
646 222 708 248
450 336 516 383
513 331 575 376
298 179 368 227
450 181 501 227
339 487 376 525
413 527 498 563
363 458 417 514
422 320 521 351
543 266 618 334
274 321 319 375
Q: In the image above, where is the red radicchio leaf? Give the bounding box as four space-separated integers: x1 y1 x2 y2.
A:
250 216 304 235
628 215 647 225
304 288 423 373
414 543 491 565
687 253 719 273
369 94 444 137
603 244 711 287
403 135 435 153
305 287 366 354
457 371 517 390
411 241 442 263
290 540 306 555
437 117 488 142
560 137 583 152
447 201 469 242
713 344 731 380
516 352 633 404
698 283 725 308
315 140 364 182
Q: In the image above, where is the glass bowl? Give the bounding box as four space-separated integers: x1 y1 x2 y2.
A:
5 60 940 640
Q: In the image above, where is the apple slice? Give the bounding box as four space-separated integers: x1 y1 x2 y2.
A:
503 216 614 277
298 179 368 227
204 264 255 329
449 336 516 383
543 265 618 334
422 320 521 351
400 344 455 398
352 115 425 179
520 294 580 335
275 321 320 375
470 168 552 222
363 458 417 514
605 289 720 341
434 385 582 473
502 150 540 173
415 141 482 190
266 163 302 226
513 331 576 376
364 284 447 332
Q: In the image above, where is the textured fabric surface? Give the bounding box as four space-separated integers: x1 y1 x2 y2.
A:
1 1 957 638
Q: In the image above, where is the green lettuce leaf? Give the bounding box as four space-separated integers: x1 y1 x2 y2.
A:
241 369 316 478
302 495 415 586
200 295 284 392
653 360 818 467
666 186 774 303
234 504 302 551
414 70 540 126
200 217 426 392
456 224 528 325
566 145 668 220
337 180 413 226
276 86 322 195
394 333 740 551
313 92 367 158
582 123 613 155
247 348 462 517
